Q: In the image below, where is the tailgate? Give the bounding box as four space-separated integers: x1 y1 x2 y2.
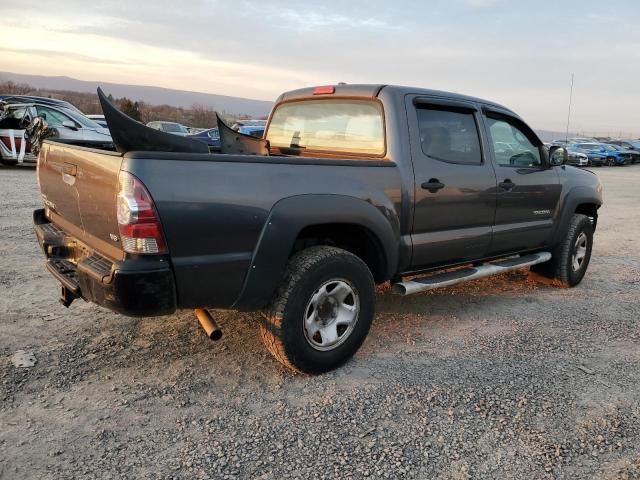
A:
38 141 125 261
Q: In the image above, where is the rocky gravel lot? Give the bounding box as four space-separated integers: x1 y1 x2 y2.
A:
1 164 639 479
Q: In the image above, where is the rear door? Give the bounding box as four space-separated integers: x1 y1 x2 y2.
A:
406 96 497 269
481 109 561 255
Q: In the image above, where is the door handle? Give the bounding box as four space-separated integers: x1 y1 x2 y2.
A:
62 163 77 176
421 179 445 193
499 179 515 191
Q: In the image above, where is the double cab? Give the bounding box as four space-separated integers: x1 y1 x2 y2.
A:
34 84 603 373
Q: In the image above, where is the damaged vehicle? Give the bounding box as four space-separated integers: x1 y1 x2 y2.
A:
33 85 603 373
0 96 113 165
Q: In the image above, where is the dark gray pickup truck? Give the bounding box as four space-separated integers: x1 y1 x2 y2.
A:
34 84 603 373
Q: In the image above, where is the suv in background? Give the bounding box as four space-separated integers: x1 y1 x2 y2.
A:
607 143 640 164
600 144 632 166
146 121 190 136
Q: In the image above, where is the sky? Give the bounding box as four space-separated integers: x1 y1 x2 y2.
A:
1 0 640 135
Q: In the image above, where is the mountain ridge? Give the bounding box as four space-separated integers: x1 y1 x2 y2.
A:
0 71 273 117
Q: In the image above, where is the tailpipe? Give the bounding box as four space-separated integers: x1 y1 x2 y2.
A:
194 308 223 341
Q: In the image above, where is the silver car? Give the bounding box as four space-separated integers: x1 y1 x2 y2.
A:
0 102 112 165
146 121 190 136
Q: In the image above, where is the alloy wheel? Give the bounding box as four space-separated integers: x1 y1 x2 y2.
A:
572 232 588 272
303 279 360 351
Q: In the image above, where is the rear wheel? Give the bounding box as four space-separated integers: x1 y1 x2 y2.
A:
531 213 593 287
260 246 375 374
606 157 615 166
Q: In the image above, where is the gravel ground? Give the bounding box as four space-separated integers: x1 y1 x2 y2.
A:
1 164 639 479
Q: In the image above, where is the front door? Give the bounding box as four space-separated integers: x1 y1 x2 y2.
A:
482 111 561 255
407 97 497 269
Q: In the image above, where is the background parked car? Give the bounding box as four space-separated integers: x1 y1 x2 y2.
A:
607 143 640 164
146 121 190 136
0 95 82 113
609 139 640 152
186 127 220 151
238 125 265 137
0 96 112 165
567 143 607 166
86 114 108 128
599 143 632 166
566 149 589 167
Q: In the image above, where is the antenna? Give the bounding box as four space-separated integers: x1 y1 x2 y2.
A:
564 73 574 143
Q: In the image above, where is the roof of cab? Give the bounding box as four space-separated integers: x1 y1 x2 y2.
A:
276 84 516 116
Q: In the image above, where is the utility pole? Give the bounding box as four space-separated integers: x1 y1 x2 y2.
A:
565 73 574 143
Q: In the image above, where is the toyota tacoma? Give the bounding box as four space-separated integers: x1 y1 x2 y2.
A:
33 84 603 373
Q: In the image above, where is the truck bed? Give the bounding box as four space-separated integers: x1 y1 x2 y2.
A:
36 141 402 312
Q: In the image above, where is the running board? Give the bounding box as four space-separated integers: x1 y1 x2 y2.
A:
392 252 552 296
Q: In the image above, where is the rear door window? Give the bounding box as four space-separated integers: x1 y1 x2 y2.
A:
416 107 482 165
267 99 385 156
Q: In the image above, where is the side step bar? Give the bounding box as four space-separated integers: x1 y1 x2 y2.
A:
392 252 552 296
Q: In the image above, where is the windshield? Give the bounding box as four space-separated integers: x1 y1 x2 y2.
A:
163 123 188 133
61 108 102 129
601 144 616 151
267 99 385 156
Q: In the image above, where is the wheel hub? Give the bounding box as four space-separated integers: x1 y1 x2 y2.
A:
571 232 588 272
317 296 338 323
303 279 360 351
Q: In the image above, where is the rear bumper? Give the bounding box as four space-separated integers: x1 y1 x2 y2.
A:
33 209 177 317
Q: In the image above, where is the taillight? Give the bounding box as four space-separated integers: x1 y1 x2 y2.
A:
117 171 168 254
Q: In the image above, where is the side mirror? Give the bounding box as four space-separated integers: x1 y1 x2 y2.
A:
549 146 568 166
62 120 78 130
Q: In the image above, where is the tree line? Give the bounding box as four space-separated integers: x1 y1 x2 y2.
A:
0 80 262 128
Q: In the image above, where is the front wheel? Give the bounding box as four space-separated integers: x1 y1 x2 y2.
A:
260 246 375 374
531 213 593 287
606 157 615 167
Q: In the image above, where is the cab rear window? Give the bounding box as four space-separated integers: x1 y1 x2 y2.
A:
266 99 385 156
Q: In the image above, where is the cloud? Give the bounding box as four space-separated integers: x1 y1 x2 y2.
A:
1 0 639 133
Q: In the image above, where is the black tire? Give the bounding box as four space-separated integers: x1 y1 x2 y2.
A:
531 213 593 287
606 157 615 167
0 159 18 166
260 246 375 374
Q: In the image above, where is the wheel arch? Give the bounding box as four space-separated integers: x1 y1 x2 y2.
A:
233 194 400 310
553 186 602 245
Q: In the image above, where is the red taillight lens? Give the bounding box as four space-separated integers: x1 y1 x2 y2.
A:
117 171 168 254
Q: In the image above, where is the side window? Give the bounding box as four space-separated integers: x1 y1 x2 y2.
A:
35 107 71 127
486 117 542 167
416 107 482 165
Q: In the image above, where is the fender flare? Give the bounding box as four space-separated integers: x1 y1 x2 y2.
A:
552 185 602 245
233 194 400 310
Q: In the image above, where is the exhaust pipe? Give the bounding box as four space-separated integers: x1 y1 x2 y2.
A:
194 308 223 341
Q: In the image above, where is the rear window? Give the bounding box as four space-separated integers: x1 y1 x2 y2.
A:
266 99 385 156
